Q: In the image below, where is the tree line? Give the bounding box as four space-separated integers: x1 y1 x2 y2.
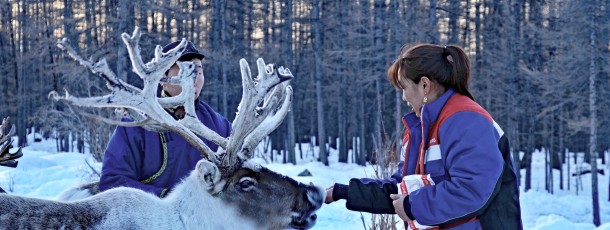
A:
0 0 608 194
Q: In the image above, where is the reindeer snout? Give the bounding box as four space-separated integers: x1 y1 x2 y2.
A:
291 213 318 230
289 184 325 229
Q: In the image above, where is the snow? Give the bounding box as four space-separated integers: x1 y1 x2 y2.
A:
1 134 609 229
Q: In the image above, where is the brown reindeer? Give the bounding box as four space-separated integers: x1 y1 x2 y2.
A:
0 27 323 229
0 117 22 193
0 117 22 169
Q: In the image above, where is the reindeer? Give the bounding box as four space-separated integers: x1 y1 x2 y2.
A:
0 27 323 229
0 117 22 169
0 117 23 193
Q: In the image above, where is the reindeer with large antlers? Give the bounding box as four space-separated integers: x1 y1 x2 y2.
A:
0 117 22 169
0 117 23 193
0 27 323 229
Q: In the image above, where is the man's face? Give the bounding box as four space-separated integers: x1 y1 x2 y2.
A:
163 58 204 99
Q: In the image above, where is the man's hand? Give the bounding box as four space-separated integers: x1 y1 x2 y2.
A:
390 194 409 221
325 186 334 204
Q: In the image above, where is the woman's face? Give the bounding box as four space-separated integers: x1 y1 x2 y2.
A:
163 58 204 99
397 70 425 117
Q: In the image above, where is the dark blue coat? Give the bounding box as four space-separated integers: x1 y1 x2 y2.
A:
98 100 231 197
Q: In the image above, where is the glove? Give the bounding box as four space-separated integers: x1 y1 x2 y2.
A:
397 174 437 230
397 174 436 195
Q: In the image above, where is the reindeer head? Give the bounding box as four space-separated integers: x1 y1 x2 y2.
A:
219 163 324 229
52 27 324 229
194 159 323 229
0 117 23 168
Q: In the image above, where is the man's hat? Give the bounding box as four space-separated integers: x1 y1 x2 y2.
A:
162 40 205 61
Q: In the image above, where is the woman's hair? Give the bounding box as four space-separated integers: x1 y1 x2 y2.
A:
387 44 474 100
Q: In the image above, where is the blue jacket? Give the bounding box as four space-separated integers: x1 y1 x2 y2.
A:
333 89 522 229
99 100 231 197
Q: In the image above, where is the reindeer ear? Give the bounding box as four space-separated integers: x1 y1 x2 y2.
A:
196 159 221 190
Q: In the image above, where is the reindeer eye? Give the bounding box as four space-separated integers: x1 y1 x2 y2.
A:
238 177 257 191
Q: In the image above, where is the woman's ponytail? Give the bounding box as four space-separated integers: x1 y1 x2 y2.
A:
444 45 474 100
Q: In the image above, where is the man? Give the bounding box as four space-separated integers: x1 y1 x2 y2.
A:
98 40 231 198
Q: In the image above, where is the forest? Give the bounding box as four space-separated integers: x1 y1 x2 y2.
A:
0 0 608 194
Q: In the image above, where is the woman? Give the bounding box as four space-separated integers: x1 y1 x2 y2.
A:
325 44 522 229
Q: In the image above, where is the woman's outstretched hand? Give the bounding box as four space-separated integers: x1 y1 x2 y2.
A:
324 186 334 204
390 194 409 221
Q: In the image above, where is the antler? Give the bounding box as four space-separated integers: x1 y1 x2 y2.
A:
50 27 225 164
0 117 23 168
51 27 294 175
220 59 293 172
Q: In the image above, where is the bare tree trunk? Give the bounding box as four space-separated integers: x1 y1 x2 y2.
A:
336 0 348 164
394 93 402 155
588 2 600 225
373 0 385 169
117 0 134 82
525 126 533 191
137 0 148 32
176 0 185 38
448 0 459 44
283 0 296 165
16 1 27 147
77 132 85 153
245 0 253 59
337 83 347 163
84 0 93 49
286 112 296 164
567 148 570 191
312 0 327 166
474 0 482 87
508 0 526 191
559 107 564 190
356 0 371 166
549 114 555 194
428 0 439 43
207 0 221 108
92 0 99 47
391 0 402 156
163 0 171 37
62 134 69 152
358 88 366 166
0 4 7 115
545 147 549 192
461 0 470 48
42 0 56 96
219 0 228 117
57 0 79 152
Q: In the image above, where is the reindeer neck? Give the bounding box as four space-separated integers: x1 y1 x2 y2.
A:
164 171 257 229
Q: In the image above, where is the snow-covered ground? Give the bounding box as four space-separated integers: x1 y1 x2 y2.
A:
1 134 610 229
